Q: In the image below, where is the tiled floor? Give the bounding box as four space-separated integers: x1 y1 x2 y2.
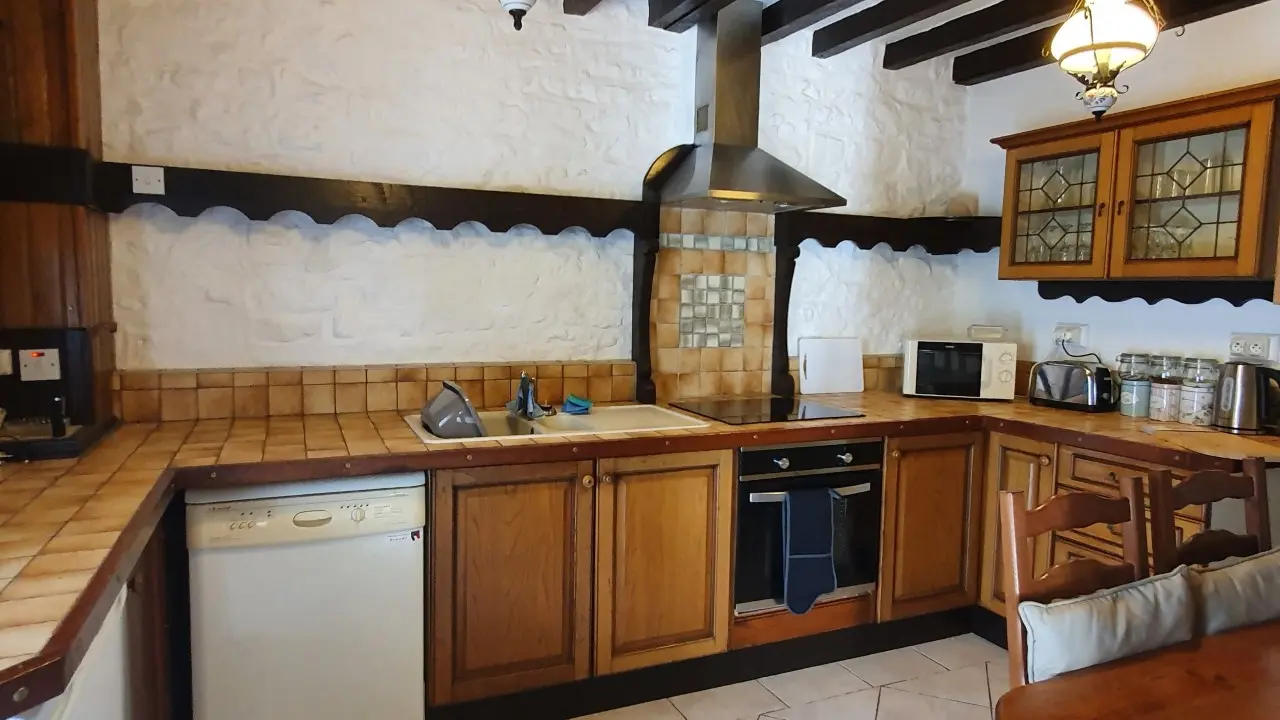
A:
575 634 1010 720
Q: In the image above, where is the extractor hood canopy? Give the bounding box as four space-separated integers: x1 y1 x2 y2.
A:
647 0 846 215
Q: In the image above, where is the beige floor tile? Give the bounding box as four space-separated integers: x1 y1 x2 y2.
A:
573 699 686 720
758 662 870 707
840 648 948 687
875 687 990 720
887 664 991 707
1 571 93 600
761 687 879 720
912 634 1008 671
670 680 786 720
0 621 57 657
986 661 1011 708
0 593 78 629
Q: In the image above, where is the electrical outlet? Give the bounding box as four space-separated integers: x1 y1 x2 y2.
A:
1053 323 1088 346
131 165 165 195
1228 332 1280 363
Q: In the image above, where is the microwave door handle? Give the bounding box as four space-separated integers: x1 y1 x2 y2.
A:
748 483 873 503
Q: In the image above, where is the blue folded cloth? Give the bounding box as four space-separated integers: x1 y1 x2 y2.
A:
782 489 838 615
562 394 593 416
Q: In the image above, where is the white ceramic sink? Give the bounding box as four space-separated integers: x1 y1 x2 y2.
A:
404 405 707 444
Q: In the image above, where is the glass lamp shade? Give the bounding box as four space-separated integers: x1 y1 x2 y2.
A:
1052 0 1161 75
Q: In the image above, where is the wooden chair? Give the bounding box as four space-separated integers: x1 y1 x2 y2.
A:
1149 457 1271 575
1000 476 1149 689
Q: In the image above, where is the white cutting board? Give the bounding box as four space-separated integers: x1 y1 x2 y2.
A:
797 337 864 394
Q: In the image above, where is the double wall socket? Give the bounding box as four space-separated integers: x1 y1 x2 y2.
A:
1229 332 1280 364
1053 324 1089 346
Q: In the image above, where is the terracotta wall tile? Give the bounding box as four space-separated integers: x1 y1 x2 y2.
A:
563 364 588 378
197 372 233 388
612 363 635 376
456 380 484 406
724 252 747 275
366 383 397 412
397 382 426 411
535 364 562 378
234 371 267 387
539 378 564 403
676 373 700 399
396 366 427 382
303 385 336 414
655 324 678 349
268 386 302 416
703 251 725 274
120 372 159 391
725 211 747 237
700 349 722 372
159 372 197 389
334 384 366 414
303 369 335 385
159 389 198 421
268 369 302 386
563 377 588 400
120 391 160 422
426 366 455 382
681 208 704 235
197 388 233 419
483 366 509 381
454 365 484 381
483 380 509 409
232 387 268 418
745 213 768 237
678 349 700 374
701 373 722 397
722 371 745 396
334 368 366 384
660 206 681 234
654 349 679 375
585 377 611 402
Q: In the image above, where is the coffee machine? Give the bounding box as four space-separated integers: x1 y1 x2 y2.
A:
0 328 111 460
1214 361 1280 435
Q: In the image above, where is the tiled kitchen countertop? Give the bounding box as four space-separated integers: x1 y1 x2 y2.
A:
1 391 1277 697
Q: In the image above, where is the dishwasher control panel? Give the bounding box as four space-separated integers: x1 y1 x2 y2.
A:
187 486 427 550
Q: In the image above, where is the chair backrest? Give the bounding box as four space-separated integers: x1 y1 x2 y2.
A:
1149 457 1271 575
1000 476 1148 688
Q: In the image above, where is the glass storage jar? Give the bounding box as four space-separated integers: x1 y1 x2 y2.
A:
1178 358 1220 426
1148 355 1182 422
1116 353 1151 418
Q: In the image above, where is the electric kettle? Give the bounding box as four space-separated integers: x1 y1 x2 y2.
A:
1214 361 1280 434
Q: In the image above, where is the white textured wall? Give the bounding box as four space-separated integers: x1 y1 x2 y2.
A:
111 206 633 369
964 2 1280 363
101 0 971 368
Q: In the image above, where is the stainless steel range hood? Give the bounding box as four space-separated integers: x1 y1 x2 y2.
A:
646 0 845 214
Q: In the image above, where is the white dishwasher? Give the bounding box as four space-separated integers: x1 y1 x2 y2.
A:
187 473 426 720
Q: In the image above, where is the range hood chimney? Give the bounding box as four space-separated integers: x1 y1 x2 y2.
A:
646 0 846 214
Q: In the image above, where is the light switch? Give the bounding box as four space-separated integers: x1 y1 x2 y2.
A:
18 348 60 382
132 165 166 195
0 350 12 376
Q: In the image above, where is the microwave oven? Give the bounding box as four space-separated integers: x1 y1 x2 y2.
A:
902 340 1018 400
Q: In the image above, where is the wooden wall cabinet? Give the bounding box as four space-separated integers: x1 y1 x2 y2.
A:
878 433 985 621
430 450 733 704
127 520 172 720
978 433 1056 616
995 82 1280 290
595 451 734 675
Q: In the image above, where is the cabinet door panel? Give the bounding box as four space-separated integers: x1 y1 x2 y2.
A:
980 434 1055 616
1000 133 1117 280
596 450 733 674
879 433 985 621
431 462 593 705
1110 102 1274 278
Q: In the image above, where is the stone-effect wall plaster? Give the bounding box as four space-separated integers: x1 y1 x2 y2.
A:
112 205 633 369
101 0 972 369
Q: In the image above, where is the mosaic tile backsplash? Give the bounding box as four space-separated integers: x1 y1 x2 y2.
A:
660 233 775 253
679 274 747 348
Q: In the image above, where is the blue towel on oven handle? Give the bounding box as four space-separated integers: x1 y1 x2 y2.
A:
782 488 839 615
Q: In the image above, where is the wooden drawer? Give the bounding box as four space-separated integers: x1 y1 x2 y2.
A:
1056 512 1202 566
1056 446 1204 522
1052 534 1118 565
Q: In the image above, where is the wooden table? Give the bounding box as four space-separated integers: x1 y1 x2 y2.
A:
996 621 1280 720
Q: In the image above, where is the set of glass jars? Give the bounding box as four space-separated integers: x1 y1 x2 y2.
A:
1179 358 1220 427
1148 355 1183 422
1116 353 1151 418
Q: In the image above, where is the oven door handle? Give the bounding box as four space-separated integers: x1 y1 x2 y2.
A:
748 483 873 503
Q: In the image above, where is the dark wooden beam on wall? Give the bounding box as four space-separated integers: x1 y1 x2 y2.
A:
953 0 1273 85
649 0 735 32
883 0 1074 70
811 0 970 59
761 0 863 46
564 0 606 16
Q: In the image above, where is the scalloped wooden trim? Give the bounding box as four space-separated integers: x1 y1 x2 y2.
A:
1037 280 1275 306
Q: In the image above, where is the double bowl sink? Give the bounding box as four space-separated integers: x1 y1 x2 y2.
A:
404 404 708 444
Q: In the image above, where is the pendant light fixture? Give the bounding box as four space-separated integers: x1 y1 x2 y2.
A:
1051 0 1165 119
500 0 536 29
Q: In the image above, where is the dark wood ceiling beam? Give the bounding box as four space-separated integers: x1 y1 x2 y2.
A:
761 0 864 46
883 0 1075 70
811 0 971 59
649 0 736 32
953 0 1272 85
564 0 607 15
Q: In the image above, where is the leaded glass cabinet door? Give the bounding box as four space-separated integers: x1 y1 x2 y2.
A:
1110 103 1275 278
999 134 1116 279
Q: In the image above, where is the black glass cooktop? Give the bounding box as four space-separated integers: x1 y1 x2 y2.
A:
671 396 864 425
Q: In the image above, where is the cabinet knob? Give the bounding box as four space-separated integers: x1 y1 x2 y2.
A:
602 474 613 484
773 457 791 470
837 452 854 464
1108 472 1118 481
1097 201 1107 217
890 450 901 458
1039 456 1051 467
582 475 595 489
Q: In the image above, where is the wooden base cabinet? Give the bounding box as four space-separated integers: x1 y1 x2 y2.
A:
878 433 985 621
430 462 594 705
979 433 1056 616
595 451 734 675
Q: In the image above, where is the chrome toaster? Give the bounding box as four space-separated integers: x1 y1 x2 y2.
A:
1028 360 1117 413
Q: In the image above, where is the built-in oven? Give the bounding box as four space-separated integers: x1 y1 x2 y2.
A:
734 438 883 616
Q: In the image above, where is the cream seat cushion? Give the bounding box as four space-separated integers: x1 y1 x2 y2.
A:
1018 565 1194 683
1190 546 1280 635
